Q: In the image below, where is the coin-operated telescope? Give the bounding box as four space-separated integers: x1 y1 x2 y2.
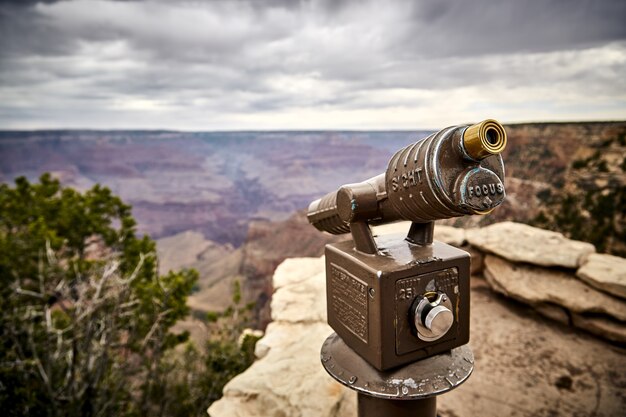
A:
308 120 507 408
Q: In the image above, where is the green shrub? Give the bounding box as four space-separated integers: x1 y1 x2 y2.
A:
0 175 256 416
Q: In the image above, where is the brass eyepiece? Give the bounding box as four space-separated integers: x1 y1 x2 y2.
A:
462 119 507 160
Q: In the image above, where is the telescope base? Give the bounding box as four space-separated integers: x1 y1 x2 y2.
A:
321 333 473 417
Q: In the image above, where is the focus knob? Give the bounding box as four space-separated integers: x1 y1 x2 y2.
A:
424 305 453 337
412 292 454 342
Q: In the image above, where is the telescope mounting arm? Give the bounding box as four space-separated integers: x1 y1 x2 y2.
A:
336 180 434 254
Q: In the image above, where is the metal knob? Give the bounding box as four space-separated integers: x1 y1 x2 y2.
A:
424 305 453 337
412 292 454 342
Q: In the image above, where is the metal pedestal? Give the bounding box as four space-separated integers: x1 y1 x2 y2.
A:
321 333 474 417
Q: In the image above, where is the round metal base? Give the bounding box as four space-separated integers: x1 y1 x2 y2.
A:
321 332 474 400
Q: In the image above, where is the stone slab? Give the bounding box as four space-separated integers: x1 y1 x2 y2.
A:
209 257 355 417
577 253 626 300
270 258 326 324
467 221 595 268
571 313 626 344
483 255 626 322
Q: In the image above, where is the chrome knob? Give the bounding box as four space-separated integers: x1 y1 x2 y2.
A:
424 305 453 337
413 292 454 342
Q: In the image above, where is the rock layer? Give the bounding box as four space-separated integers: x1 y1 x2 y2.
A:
483 254 626 343
467 221 595 268
483 255 626 321
208 258 355 417
577 253 626 299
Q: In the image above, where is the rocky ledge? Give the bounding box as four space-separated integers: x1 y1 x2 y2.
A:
466 221 596 268
208 258 356 417
467 222 626 343
209 222 626 417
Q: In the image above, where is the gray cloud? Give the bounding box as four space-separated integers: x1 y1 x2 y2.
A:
0 0 624 129
404 0 626 55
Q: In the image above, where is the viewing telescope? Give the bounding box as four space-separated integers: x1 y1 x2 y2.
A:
309 120 507 371
308 119 507 245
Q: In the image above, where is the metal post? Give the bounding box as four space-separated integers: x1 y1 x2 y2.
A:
357 393 437 417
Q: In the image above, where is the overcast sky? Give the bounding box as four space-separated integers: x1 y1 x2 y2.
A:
0 0 625 130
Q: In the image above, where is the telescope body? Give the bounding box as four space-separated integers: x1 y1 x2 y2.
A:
309 120 507 371
308 120 506 237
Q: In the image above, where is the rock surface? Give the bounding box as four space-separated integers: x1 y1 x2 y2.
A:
439 278 626 417
239 213 342 327
157 231 244 345
483 255 626 322
157 212 341 329
156 230 243 313
571 313 626 344
577 253 626 299
467 221 595 268
210 256 626 417
156 230 215 274
269 257 327 325
208 258 355 417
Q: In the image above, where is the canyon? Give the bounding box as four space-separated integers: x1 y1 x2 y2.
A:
2 122 625 325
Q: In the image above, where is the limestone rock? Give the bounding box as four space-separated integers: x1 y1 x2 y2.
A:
483 255 626 322
467 221 595 268
534 304 570 325
434 225 466 247
272 257 326 292
577 253 626 299
208 257 355 417
571 314 626 344
270 258 327 324
239 212 341 328
465 245 484 275
209 322 354 417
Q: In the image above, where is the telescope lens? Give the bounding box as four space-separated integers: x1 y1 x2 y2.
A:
462 119 507 160
486 128 498 145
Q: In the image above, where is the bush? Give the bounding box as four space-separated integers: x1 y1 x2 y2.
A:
0 175 256 416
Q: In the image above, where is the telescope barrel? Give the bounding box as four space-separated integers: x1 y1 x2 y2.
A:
308 119 507 234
